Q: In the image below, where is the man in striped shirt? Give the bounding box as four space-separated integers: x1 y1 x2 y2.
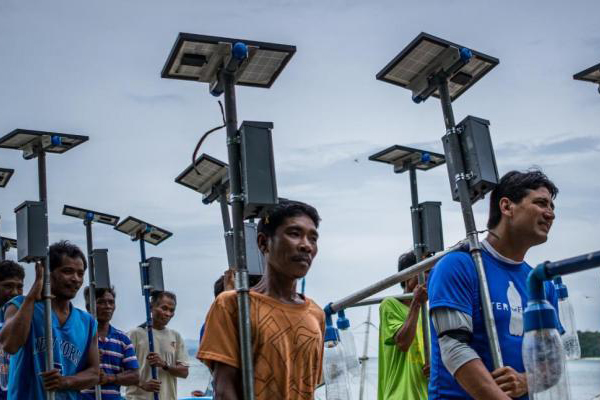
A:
82 287 139 399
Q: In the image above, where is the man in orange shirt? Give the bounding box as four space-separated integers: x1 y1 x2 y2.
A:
198 200 325 400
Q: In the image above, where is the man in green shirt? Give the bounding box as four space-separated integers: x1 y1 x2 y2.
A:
378 251 429 400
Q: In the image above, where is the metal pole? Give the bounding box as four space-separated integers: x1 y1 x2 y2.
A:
0 220 4 261
329 241 465 313
218 188 235 269
139 236 159 400
345 293 414 309
358 307 372 400
84 220 102 400
408 166 430 364
37 149 55 400
222 68 254 400
437 76 503 369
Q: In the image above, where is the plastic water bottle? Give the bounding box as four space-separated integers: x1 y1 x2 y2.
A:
554 277 581 360
336 312 360 377
323 325 352 400
523 300 571 400
507 280 523 336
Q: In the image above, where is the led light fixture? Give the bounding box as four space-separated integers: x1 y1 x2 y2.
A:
0 168 14 187
161 33 296 89
0 129 88 159
175 153 229 204
62 204 120 226
115 216 172 245
369 145 445 174
376 32 499 102
0 237 17 250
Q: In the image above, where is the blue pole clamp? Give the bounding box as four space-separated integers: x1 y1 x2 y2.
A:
51 135 62 146
336 310 350 331
412 95 423 104
85 212 94 222
421 152 431 163
232 42 248 61
459 48 472 63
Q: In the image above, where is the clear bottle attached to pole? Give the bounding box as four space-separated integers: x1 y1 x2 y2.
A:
523 300 571 400
336 311 360 377
553 277 581 360
323 323 352 400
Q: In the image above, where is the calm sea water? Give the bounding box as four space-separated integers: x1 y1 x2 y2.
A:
178 358 600 399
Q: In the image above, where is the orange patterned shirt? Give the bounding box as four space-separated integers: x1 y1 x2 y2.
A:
198 290 325 400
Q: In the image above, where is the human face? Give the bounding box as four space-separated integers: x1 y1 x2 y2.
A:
151 296 176 329
507 187 555 245
50 256 85 300
261 215 319 280
0 277 24 306
95 291 115 324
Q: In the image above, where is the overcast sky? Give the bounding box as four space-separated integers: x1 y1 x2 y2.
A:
0 0 599 354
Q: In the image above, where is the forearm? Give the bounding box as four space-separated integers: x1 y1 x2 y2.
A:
115 369 139 386
454 359 510 400
0 298 35 353
63 366 100 391
394 302 421 351
166 363 189 378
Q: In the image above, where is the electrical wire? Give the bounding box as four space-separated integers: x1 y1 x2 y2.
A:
192 100 226 175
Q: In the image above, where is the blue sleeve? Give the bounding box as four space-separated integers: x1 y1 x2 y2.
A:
428 252 478 316
121 334 139 370
545 282 565 334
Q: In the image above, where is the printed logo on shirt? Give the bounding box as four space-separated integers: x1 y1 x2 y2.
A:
491 281 523 336
33 337 84 365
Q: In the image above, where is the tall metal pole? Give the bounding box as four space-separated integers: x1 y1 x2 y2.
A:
218 188 235 269
139 236 159 400
408 166 430 364
37 149 55 400
0 219 4 261
222 66 255 400
437 76 503 369
84 220 102 400
358 307 372 400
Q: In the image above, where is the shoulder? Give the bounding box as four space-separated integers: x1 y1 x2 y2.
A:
111 327 133 343
127 326 145 339
432 251 476 278
214 290 238 308
304 297 325 320
5 295 26 310
380 297 404 311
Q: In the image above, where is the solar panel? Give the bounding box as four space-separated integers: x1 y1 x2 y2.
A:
573 62 600 84
376 32 499 102
62 204 120 226
162 33 296 89
0 129 88 155
0 237 17 250
115 216 172 246
369 145 445 174
0 168 14 187
175 153 228 196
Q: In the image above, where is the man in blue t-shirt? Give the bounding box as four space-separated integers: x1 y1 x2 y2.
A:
428 170 561 400
0 260 25 400
81 286 139 399
0 240 99 400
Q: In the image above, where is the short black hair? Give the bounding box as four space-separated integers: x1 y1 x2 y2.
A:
150 290 177 307
397 250 417 289
487 169 559 229
49 240 87 272
257 200 320 239
213 274 262 297
83 286 116 305
0 260 25 282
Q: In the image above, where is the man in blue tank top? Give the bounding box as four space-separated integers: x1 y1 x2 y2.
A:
0 260 25 400
428 170 561 400
0 240 99 400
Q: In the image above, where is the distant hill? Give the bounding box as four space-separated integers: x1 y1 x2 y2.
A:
578 331 600 357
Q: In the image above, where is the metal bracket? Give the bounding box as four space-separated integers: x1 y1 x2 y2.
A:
140 262 149 268
226 134 241 145
224 230 234 237
454 171 474 183
230 193 245 203
142 284 154 290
